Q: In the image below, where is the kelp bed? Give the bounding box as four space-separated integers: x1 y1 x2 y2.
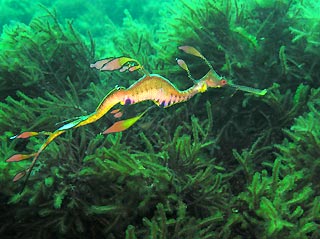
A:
0 1 319 239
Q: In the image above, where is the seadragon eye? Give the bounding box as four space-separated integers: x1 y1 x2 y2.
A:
220 79 227 86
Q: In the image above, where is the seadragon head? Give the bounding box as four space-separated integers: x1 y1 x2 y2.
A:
201 70 228 89
192 71 228 93
177 45 266 95
177 45 228 90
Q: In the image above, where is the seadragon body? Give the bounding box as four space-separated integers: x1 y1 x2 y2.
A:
68 70 226 131
6 46 265 189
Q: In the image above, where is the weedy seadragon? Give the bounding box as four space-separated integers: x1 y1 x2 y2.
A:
6 46 267 191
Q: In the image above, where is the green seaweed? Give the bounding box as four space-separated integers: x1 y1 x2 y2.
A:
0 6 97 100
1 1 320 238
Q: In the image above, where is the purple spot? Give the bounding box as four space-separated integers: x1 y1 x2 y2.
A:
125 98 131 105
160 101 166 107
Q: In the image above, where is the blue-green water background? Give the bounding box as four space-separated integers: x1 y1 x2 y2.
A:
1 0 320 238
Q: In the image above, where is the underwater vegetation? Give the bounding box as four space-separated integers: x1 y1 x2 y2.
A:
0 6 97 100
1 0 320 238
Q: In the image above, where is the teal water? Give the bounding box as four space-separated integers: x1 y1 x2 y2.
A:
0 0 319 238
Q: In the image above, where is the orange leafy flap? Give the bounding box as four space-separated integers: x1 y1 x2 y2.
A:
6 153 36 162
13 170 27 182
10 131 39 139
178 46 204 59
